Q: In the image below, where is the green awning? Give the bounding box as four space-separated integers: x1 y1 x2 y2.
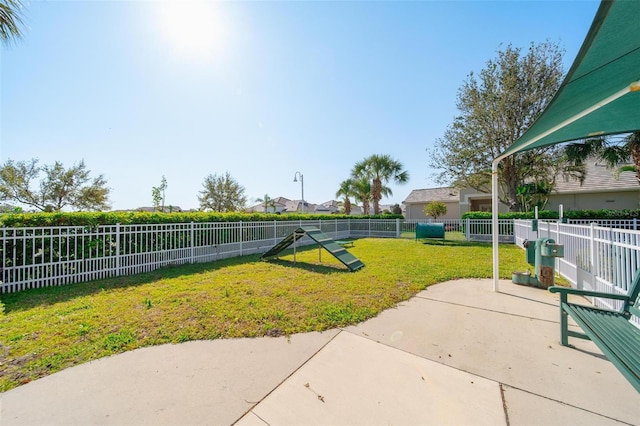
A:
499 0 640 159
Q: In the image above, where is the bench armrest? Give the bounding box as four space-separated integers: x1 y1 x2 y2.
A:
548 286 630 301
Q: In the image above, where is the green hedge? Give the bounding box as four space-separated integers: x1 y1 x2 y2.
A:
461 209 640 221
0 212 404 228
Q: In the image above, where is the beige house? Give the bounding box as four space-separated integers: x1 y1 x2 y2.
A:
403 187 462 220
403 159 639 219
245 197 365 215
547 160 638 210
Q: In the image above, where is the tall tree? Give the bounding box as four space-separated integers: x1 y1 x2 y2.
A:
255 194 275 213
0 0 24 45
198 172 247 212
335 178 354 215
430 42 566 212
564 132 640 185
151 175 168 212
0 158 110 211
351 178 371 216
352 154 409 215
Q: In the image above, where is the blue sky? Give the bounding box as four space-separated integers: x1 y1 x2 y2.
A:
1 0 600 211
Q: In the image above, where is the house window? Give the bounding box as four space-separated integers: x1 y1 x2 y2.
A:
470 199 492 212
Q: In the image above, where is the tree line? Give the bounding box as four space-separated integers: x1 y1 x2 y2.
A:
0 159 254 213
5 4 638 215
431 41 640 213
0 156 410 215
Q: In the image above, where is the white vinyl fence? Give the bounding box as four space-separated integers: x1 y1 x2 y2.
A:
514 219 640 314
400 218 514 242
1 218 516 294
0 219 352 294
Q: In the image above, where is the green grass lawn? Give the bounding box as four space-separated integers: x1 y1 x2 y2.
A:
0 238 529 392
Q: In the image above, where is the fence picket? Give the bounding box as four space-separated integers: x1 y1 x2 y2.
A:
0 217 610 294
514 219 640 321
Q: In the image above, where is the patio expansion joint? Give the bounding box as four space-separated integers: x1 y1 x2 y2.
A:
344 322 635 426
415 295 560 325
342 328 502 387
407 296 634 425
499 383 637 426
231 330 343 426
499 383 510 426
343 328 633 426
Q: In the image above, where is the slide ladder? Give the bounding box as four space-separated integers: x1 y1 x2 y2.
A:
260 226 364 272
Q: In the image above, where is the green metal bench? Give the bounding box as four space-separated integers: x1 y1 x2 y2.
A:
548 270 640 392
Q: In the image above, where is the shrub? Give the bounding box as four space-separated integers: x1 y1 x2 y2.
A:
424 201 447 219
0 211 405 228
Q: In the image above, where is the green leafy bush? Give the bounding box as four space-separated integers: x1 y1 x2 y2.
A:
424 201 448 219
0 212 404 228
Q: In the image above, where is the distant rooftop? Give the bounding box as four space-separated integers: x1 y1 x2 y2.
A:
554 159 637 193
403 187 460 204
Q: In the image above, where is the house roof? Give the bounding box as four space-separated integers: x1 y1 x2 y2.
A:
246 200 287 213
403 187 460 204
272 196 291 204
554 159 638 194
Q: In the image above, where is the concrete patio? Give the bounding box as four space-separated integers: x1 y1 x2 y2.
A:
1 279 638 425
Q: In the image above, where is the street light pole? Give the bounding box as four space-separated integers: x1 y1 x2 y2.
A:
293 171 304 213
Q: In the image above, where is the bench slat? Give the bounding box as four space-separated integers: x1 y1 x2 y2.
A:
566 305 640 383
552 269 640 392
568 306 640 363
569 306 640 351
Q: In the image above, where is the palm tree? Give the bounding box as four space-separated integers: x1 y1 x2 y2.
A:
1 0 25 45
351 178 371 215
335 179 354 215
352 154 409 215
565 132 640 184
255 194 275 213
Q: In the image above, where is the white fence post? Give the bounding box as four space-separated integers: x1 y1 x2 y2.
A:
190 222 195 263
115 223 121 277
7 217 640 296
465 218 470 241
589 222 597 289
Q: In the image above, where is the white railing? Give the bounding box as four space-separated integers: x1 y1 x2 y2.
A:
566 218 640 230
0 220 351 294
514 219 640 314
400 219 464 236
464 219 514 243
1 218 518 294
400 218 513 242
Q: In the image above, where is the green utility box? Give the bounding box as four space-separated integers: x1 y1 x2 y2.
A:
416 223 445 241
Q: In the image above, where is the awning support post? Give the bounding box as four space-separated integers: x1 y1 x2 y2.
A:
492 159 500 292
